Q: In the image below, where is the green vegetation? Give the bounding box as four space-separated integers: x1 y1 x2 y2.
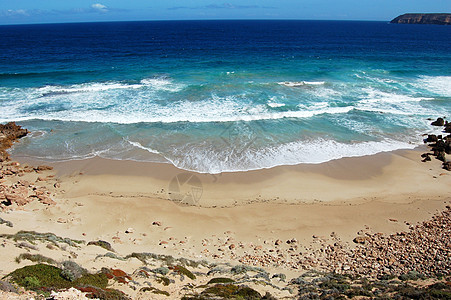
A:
6 264 71 290
5 263 108 292
207 277 235 284
95 252 126 261
289 271 451 299
61 261 88 282
124 252 207 268
140 286 170 296
87 240 115 252
152 267 170 276
0 231 84 248
155 276 171 286
173 265 196 280
0 217 13 227
183 284 263 300
15 253 57 265
231 265 266 275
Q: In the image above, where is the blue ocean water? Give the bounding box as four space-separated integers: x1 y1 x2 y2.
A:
0 20 450 173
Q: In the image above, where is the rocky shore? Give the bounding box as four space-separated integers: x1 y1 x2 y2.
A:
0 121 450 299
422 117 451 171
1 122 57 209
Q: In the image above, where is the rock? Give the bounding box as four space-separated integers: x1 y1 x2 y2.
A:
431 117 445 126
35 165 53 172
275 239 283 246
353 236 368 244
436 151 446 162
426 134 438 143
229 244 236 250
422 155 431 162
125 228 134 233
5 193 30 206
36 194 56 205
152 221 162 226
445 123 451 133
443 161 451 171
50 287 90 300
0 122 29 162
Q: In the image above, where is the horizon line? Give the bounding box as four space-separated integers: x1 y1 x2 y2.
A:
0 18 392 27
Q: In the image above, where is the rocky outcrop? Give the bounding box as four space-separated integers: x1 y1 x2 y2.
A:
0 122 28 162
0 123 59 210
391 13 451 25
422 117 451 171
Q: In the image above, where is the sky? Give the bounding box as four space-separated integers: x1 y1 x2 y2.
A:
0 0 450 25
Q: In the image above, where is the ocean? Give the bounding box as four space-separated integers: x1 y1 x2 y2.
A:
0 20 450 173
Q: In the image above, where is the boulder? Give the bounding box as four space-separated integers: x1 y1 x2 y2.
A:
5 193 30 206
353 236 368 244
445 123 451 133
431 117 445 126
426 135 437 143
436 151 446 162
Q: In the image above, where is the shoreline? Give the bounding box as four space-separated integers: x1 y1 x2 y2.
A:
1 122 450 298
12 145 450 208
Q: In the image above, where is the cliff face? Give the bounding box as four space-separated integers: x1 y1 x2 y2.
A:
390 13 451 25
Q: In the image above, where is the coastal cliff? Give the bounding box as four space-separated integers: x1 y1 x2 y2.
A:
391 13 451 25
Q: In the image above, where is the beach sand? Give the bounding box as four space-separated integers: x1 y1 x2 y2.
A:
1 146 450 298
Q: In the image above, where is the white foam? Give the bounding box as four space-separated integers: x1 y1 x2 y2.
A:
35 77 185 98
278 81 325 87
268 102 285 108
359 88 432 104
303 81 326 85
0 90 355 124
164 138 418 174
126 140 160 154
415 75 451 97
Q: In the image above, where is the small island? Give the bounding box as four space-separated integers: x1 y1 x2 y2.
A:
391 13 451 25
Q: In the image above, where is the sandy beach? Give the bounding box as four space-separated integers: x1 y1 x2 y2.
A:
1 133 450 298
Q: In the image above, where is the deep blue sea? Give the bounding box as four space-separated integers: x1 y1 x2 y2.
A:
0 20 450 173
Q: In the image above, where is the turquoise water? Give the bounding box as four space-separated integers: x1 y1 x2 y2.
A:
0 21 450 173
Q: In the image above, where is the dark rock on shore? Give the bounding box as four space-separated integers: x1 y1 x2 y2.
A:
426 134 438 142
445 122 451 133
423 117 451 170
391 13 451 25
431 117 445 126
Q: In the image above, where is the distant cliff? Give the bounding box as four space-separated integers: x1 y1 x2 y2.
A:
390 13 451 25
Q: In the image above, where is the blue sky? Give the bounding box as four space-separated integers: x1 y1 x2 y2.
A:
0 0 449 25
